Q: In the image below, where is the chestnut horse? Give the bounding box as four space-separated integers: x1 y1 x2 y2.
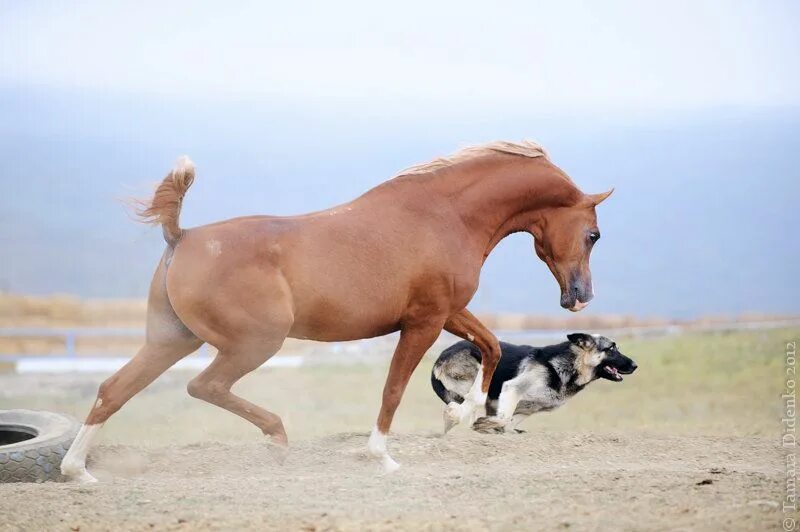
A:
61 140 612 480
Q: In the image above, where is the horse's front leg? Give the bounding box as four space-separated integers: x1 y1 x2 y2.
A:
369 320 444 473
442 308 501 432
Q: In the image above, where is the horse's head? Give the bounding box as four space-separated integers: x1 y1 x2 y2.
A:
529 189 613 312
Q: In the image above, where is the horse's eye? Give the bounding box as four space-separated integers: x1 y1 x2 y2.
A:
589 231 600 243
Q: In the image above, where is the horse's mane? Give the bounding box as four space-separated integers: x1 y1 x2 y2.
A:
397 140 549 177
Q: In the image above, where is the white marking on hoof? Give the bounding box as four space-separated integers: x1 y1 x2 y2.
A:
61 424 101 483
61 465 98 483
381 454 400 473
468 403 486 426
367 426 401 473
265 438 289 464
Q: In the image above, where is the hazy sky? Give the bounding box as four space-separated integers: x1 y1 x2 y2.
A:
1 1 799 316
2 0 799 111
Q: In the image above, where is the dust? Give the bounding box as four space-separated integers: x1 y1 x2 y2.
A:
0 431 784 531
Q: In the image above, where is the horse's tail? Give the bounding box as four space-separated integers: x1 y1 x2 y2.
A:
135 156 196 247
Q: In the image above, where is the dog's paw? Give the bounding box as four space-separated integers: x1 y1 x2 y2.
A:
443 402 462 433
472 416 506 434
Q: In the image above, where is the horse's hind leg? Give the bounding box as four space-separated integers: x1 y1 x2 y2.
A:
61 256 202 482
186 337 289 446
61 336 201 482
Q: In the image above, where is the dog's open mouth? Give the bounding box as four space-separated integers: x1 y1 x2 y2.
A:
603 365 623 381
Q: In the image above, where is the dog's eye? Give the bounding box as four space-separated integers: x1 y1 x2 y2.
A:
588 231 600 243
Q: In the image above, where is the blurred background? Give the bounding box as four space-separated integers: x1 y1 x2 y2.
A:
1 0 799 332
0 8 797 529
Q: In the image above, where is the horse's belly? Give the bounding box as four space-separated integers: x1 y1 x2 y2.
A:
276 214 478 342
286 277 407 341
288 301 401 342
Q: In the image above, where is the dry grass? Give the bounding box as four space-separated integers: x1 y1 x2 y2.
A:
0 328 792 445
0 328 790 531
0 294 146 327
0 293 795 359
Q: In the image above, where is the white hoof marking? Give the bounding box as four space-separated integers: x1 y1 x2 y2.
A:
367 426 401 474
381 454 401 473
61 424 101 483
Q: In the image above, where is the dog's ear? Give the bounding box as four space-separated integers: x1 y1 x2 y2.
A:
567 333 595 350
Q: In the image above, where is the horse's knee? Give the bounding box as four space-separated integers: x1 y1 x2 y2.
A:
186 377 210 400
187 376 227 402
186 378 203 399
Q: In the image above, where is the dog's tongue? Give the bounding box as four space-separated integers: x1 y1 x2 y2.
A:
605 366 622 381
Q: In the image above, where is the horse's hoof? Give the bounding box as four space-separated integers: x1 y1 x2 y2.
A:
61 464 98 483
472 416 506 434
265 435 289 464
381 455 401 474
266 429 289 447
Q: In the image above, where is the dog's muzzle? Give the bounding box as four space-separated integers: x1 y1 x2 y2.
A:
601 356 637 382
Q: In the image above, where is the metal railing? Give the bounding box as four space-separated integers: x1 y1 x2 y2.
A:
2 318 800 360
0 327 213 362
0 319 798 373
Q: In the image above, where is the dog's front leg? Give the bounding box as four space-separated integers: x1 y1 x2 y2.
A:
473 380 524 434
508 414 529 433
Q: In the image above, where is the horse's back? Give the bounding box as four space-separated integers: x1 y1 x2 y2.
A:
160 196 476 343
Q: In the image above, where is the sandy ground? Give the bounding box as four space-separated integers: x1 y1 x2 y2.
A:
0 432 784 531
0 329 796 531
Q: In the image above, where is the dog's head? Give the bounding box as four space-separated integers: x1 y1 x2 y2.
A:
567 333 637 382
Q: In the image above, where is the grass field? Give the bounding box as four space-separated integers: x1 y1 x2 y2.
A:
1 327 791 442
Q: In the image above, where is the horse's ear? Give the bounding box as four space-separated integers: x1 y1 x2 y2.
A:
585 188 614 206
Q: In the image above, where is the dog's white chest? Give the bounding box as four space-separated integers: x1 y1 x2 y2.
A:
517 385 566 413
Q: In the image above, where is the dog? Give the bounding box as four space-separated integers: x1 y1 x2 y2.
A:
431 333 637 434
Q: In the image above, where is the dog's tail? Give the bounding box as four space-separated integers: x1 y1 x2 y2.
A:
431 341 482 404
430 369 454 404
135 156 196 247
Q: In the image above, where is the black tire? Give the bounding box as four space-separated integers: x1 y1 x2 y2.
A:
0 409 80 483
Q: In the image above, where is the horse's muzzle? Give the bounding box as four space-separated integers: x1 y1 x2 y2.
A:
560 277 594 312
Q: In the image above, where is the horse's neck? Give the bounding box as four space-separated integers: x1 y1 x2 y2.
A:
434 157 579 258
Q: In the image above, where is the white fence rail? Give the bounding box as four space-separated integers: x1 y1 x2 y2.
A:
1 319 798 373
